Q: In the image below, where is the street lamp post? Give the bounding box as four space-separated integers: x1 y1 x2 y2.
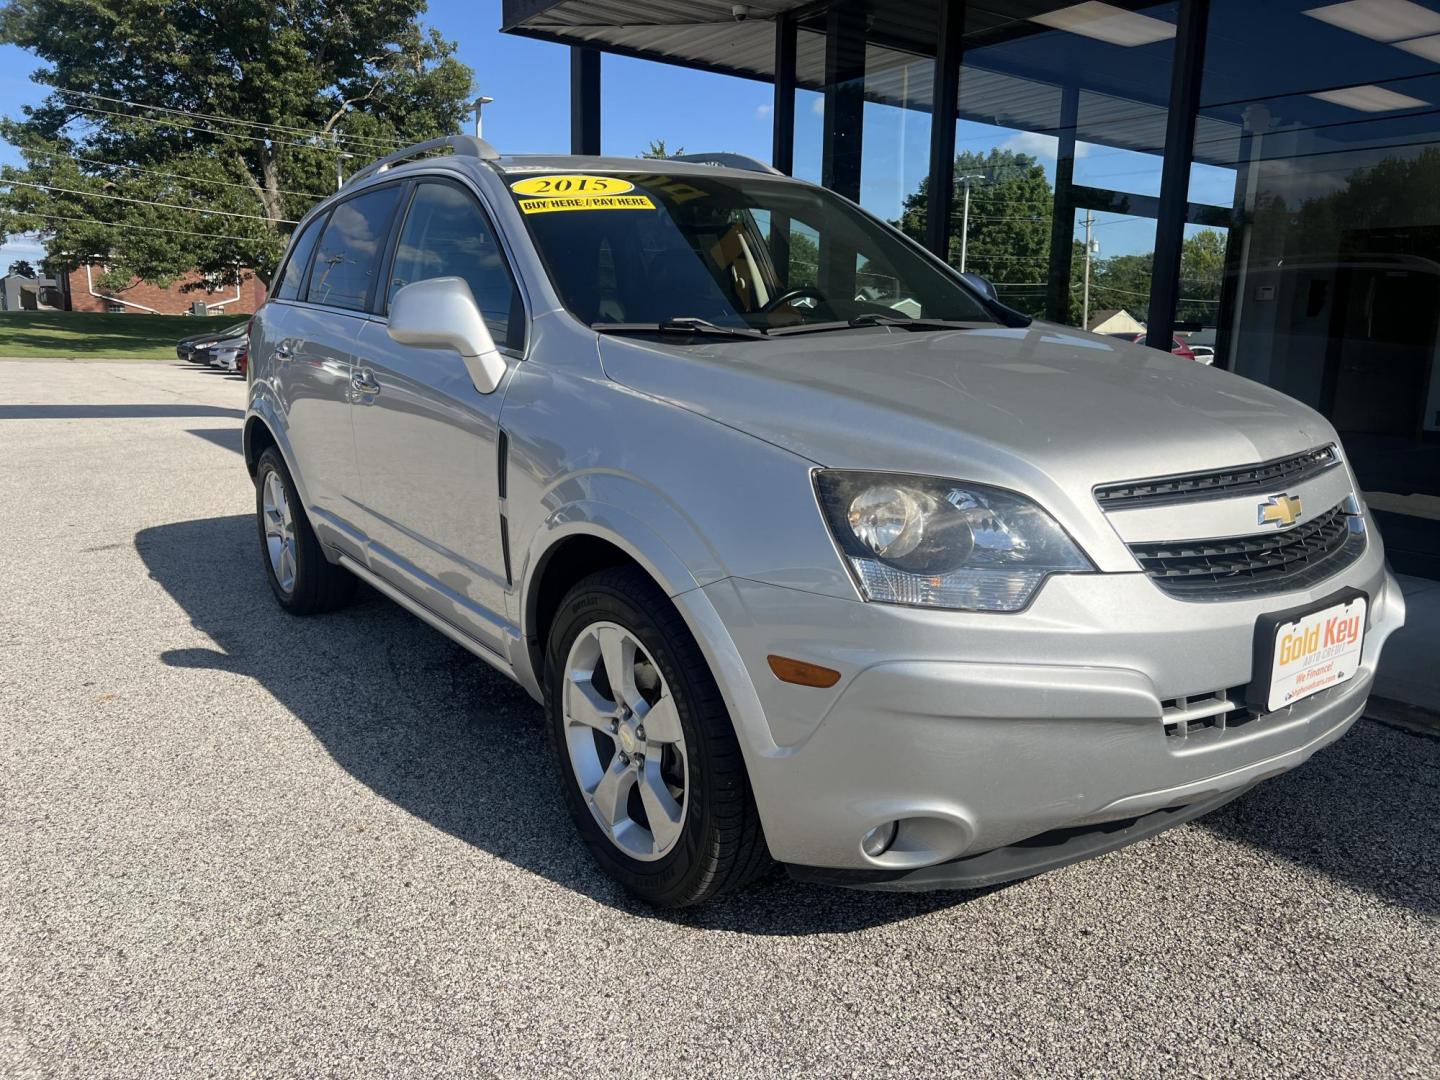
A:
956 174 984 272
334 151 354 191
470 96 494 138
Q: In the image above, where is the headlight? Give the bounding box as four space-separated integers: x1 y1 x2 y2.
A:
814 470 1092 611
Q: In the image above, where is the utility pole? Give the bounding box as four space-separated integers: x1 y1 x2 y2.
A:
470 96 494 138
1081 210 1096 330
957 174 984 272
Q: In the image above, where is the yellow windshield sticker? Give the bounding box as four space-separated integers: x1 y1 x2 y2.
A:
510 174 635 197
518 194 656 214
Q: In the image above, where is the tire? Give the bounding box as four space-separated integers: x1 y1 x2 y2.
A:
545 566 771 907
254 447 356 615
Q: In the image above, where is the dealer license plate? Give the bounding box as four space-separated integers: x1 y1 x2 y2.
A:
1264 595 1367 712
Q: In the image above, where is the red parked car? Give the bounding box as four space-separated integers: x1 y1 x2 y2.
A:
1106 332 1203 362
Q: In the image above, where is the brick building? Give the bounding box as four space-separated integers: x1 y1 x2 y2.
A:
61 265 266 315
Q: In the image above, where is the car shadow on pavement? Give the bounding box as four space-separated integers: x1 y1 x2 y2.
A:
136 514 1439 929
136 513 976 934
1196 720 1440 917
186 427 244 455
0 403 244 419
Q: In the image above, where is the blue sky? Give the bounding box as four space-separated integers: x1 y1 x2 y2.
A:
0 0 1236 272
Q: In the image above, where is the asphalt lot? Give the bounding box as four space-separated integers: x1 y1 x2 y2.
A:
2 358 1437 1079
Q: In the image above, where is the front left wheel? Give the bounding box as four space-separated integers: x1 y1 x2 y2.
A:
545 566 771 907
254 447 356 615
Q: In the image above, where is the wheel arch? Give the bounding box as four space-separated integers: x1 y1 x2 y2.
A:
242 414 276 477
242 403 314 510
520 512 697 691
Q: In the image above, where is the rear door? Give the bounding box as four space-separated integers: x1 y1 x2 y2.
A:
350 178 526 650
273 184 406 554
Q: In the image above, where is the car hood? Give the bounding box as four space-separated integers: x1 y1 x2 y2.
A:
597 322 1338 499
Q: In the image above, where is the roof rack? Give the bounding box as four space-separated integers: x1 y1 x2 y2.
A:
671 152 782 175
345 134 499 188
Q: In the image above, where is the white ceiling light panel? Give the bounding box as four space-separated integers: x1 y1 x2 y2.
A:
1030 2 1178 47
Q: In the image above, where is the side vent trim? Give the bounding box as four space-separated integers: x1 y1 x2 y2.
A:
496 428 509 500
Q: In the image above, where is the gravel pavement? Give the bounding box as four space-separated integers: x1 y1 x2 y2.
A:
2 358 1437 1079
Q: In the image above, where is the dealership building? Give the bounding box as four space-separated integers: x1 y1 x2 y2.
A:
503 0 1440 577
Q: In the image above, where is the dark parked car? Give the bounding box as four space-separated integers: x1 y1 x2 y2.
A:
177 320 248 363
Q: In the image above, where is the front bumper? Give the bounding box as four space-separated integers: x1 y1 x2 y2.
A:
676 535 1405 878
787 783 1258 891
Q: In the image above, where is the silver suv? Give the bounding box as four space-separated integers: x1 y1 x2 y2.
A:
244 136 1405 906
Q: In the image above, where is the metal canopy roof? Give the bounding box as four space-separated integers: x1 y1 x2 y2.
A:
501 0 1242 168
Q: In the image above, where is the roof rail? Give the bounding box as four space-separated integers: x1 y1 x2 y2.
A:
671 152 782 175
345 134 499 188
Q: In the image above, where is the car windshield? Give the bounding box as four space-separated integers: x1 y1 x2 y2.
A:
508 170 995 333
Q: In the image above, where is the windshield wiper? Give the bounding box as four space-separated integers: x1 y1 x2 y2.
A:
849 314 991 331
769 314 992 337
593 316 767 340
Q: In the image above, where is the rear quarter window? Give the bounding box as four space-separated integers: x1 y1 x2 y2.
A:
305 186 404 312
274 214 326 301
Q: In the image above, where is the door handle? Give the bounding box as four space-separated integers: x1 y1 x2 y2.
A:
350 368 381 396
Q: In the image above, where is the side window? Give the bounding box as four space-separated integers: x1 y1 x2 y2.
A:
274 213 325 301
306 186 403 312
389 182 523 349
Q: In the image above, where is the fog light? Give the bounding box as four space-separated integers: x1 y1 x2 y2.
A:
861 821 898 858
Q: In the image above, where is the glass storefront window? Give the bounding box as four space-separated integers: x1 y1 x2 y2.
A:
1183 0 1440 576
792 83 825 187
1074 211 1159 333
858 45 933 227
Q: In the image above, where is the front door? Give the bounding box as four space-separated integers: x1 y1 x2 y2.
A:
349 179 526 651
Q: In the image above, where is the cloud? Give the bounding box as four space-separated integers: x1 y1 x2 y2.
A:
755 103 772 120
0 234 47 262
811 95 826 115
999 131 1093 160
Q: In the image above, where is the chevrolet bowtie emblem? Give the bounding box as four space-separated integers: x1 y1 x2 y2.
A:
1258 493 1303 528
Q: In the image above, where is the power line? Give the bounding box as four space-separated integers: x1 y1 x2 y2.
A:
958 253 1052 261
64 102 368 156
7 210 265 244
1084 280 1220 304
56 89 400 151
0 177 296 225
22 147 329 200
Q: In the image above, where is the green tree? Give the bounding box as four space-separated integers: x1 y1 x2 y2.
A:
1176 229 1227 327
643 138 685 159
6 258 36 277
1085 230 1228 329
1090 251 1154 321
0 0 474 286
899 148 1054 316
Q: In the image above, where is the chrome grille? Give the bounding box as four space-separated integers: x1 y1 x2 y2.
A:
1094 445 1338 510
1129 503 1363 598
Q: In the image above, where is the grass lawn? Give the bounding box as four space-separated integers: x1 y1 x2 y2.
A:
0 311 245 359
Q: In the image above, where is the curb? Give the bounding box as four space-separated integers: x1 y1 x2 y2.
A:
1366 696 1440 738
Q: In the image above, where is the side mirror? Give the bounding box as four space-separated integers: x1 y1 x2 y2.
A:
387 277 508 394
959 271 998 301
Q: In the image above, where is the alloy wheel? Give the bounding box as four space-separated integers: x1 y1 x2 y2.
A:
261 469 297 594
562 621 688 861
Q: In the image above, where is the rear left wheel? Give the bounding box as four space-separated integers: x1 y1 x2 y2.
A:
254 447 356 615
